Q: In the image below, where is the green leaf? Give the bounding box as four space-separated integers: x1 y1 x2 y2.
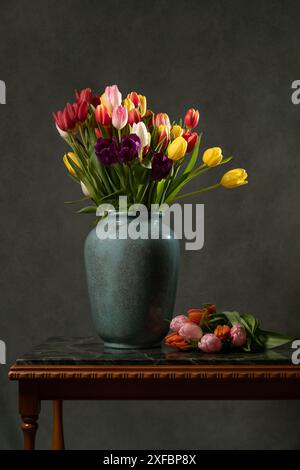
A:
221 311 242 325
183 133 202 174
258 330 295 349
77 205 97 214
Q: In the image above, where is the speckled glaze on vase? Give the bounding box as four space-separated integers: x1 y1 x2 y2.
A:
84 212 180 349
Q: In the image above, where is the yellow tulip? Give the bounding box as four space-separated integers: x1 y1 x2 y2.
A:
171 125 183 139
139 94 147 117
203 147 223 167
167 136 187 161
221 169 248 188
63 152 79 177
123 97 135 112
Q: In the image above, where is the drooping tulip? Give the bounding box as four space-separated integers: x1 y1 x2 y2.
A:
202 147 223 167
112 105 128 130
132 122 148 148
167 136 187 161
138 95 147 117
127 91 140 107
63 152 79 177
128 108 141 126
184 108 199 129
220 169 248 188
102 85 122 113
95 104 111 126
155 113 170 127
182 131 198 153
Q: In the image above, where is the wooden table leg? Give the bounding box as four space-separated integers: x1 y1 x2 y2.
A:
19 381 40 450
52 399 65 450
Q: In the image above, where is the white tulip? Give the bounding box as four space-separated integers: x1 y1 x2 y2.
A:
81 181 90 197
132 122 148 148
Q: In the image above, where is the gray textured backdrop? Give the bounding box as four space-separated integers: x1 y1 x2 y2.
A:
1 0 300 450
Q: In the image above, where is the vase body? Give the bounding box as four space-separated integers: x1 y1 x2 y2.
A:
84 212 180 349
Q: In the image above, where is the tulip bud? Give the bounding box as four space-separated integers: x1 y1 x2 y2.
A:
155 112 170 127
95 104 111 126
171 125 183 139
184 108 200 129
95 128 102 139
80 181 90 197
167 136 187 161
214 325 231 341
112 105 128 130
63 152 79 177
127 91 140 107
165 332 190 350
128 108 141 126
138 95 147 117
182 131 198 153
202 147 223 167
123 97 135 112
220 169 248 188
132 122 148 148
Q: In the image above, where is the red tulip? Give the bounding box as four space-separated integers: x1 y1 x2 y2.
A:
155 112 170 127
52 102 77 131
95 104 111 126
128 108 141 126
95 128 102 139
158 125 170 152
77 100 88 122
184 108 199 129
182 131 198 153
127 91 140 107
75 88 93 103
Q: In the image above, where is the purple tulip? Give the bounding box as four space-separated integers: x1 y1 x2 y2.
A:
151 152 173 181
230 323 247 347
95 137 118 165
118 134 141 163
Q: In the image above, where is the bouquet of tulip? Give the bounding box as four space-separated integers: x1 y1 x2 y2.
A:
52 84 248 212
165 305 293 353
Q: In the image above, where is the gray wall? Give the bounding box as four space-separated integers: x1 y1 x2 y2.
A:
1 0 300 449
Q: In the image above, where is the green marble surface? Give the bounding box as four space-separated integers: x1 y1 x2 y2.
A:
15 337 294 365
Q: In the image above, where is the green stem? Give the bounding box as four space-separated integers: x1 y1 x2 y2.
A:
174 183 221 201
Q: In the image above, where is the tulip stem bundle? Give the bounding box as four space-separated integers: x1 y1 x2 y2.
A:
53 85 248 213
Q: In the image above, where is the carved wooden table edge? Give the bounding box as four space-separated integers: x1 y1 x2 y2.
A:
8 363 300 380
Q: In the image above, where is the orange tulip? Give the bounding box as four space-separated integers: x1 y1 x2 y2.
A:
214 325 231 341
187 304 216 324
164 332 190 350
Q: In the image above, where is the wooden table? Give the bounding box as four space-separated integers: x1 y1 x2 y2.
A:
8 337 300 450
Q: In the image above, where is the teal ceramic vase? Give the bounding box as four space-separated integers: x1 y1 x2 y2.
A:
84 212 180 349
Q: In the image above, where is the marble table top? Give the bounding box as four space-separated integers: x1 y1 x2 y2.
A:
15 337 294 366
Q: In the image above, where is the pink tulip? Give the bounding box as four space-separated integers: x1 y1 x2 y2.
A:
198 333 222 353
155 113 170 127
230 323 247 347
170 315 189 332
179 322 203 341
112 105 128 130
103 84 122 112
